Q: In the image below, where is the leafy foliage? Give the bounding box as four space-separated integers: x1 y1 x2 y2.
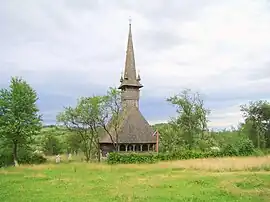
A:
98 87 122 150
107 152 158 164
57 96 106 162
65 132 82 154
0 146 46 167
0 77 42 166
238 138 255 156
107 143 256 164
167 89 210 149
42 134 63 155
240 100 270 149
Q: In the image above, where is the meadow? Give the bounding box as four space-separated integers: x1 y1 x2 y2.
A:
1 156 270 202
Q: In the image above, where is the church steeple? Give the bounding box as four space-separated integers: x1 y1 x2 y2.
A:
118 20 143 109
119 20 143 89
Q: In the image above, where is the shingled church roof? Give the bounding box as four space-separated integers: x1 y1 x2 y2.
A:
99 106 156 144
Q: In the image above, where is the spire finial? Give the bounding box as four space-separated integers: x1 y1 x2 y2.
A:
129 16 132 25
120 71 124 82
137 69 141 81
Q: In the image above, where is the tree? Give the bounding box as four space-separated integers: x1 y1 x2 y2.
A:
167 89 210 149
240 100 270 148
57 96 104 162
0 77 42 166
42 134 62 155
98 87 122 151
65 132 82 155
153 123 184 152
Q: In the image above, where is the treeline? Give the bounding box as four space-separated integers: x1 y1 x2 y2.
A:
1 77 270 167
0 77 124 166
153 89 270 154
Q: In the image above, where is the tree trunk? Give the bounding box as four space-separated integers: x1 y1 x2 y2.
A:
85 150 90 162
97 143 101 162
13 141 19 167
82 143 90 162
116 133 119 153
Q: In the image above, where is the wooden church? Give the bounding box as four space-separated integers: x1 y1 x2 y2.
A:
99 22 157 156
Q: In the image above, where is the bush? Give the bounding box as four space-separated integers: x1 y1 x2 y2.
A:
262 149 270 155
222 144 239 157
0 150 13 167
107 152 158 164
238 139 254 156
253 149 265 157
107 144 262 165
29 153 47 164
0 147 47 167
107 150 220 164
18 150 47 165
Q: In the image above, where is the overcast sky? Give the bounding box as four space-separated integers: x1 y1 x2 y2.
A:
1 0 270 129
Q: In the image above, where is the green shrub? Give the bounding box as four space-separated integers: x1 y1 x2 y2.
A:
107 150 222 164
222 144 239 157
253 149 265 157
18 150 47 165
0 148 47 167
107 152 158 164
238 139 254 156
107 146 265 165
0 150 13 167
29 153 47 164
261 149 270 155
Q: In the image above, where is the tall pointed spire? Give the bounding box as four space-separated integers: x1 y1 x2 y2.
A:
124 19 136 80
119 20 143 89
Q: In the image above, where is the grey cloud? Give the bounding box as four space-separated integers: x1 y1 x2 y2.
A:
137 29 184 51
0 2 55 45
37 88 103 124
116 0 216 22
204 87 270 104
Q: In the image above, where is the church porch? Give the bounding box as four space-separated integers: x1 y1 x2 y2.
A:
100 143 156 157
117 143 156 152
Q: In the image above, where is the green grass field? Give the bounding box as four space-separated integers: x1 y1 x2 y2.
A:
1 156 270 202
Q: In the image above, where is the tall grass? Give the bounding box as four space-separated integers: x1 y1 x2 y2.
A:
157 155 270 171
